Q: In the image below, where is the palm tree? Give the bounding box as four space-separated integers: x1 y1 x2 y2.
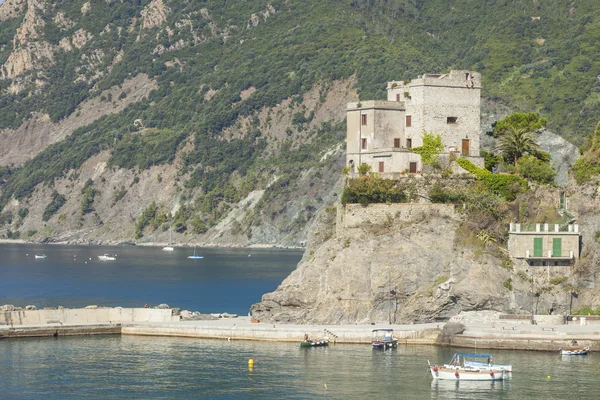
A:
495 124 540 166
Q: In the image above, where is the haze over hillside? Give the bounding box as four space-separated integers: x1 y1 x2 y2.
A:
0 0 598 245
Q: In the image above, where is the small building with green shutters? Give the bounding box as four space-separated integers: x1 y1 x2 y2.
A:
507 223 581 266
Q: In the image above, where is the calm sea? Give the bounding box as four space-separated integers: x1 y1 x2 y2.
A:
2 244 600 399
0 243 302 314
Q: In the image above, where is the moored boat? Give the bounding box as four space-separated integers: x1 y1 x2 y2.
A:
371 328 398 349
300 339 329 348
34 254 47 259
187 247 203 259
428 360 507 381
98 254 117 261
560 347 589 356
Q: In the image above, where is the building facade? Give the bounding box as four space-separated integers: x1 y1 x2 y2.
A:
508 223 581 267
346 70 483 176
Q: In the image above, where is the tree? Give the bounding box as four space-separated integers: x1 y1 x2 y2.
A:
410 133 444 166
495 124 540 166
517 155 556 184
492 112 547 138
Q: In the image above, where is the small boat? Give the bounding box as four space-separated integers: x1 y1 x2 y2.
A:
560 347 589 356
162 225 174 251
98 254 117 261
300 339 329 348
187 247 204 259
371 328 398 349
428 360 507 381
34 254 47 259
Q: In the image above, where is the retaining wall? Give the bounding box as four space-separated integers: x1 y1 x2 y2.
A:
0 308 175 326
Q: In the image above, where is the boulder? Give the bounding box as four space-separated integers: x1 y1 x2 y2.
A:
155 303 170 309
437 322 465 345
1 304 15 311
25 305 37 310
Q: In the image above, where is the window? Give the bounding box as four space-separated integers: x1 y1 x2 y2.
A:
394 138 401 148
361 114 367 125
406 115 412 127
406 138 412 149
361 138 367 150
447 117 458 124
379 162 384 173
396 94 400 102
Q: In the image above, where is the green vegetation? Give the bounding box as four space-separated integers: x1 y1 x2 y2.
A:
549 276 567 286
456 158 526 201
573 306 600 316
410 133 444 166
516 155 556 184
42 190 67 222
503 278 513 291
572 122 600 184
135 202 168 239
492 112 547 138
342 176 409 205
80 179 97 215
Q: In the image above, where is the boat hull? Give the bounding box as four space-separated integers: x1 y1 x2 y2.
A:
560 347 589 355
162 247 174 251
300 340 329 348
372 339 398 349
430 367 506 381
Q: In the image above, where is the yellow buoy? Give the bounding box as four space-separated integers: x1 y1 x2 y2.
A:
248 359 254 366
547 376 551 379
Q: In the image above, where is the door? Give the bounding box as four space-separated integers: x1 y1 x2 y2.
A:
552 238 562 257
462 139 470 156
533 237 543 257
379 162 384 173
409 162 417 173
406 138 412 149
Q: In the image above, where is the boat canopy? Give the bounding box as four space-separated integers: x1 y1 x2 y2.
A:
372 328 394 332
454 353 492 358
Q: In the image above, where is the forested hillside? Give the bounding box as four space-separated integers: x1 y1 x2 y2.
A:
0 0 598 245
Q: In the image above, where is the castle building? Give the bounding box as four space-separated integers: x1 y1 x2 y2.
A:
346 70 483 175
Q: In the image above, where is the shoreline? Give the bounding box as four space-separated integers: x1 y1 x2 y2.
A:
0 239 304 250
2 309 600 352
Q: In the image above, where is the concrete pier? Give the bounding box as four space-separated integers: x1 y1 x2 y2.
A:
3 307 600 352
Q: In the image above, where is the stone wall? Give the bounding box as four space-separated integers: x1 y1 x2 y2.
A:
0 307 176 326
337 203 455 237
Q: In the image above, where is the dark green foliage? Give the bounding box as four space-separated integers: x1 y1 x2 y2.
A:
410 133 444 165
43 190 67 222
516 155 557 184
428 183 464 203
572 122 600 184
80 179 97 214
492 112 547 138
342 176 408 205
17 208 29 219
135 201 158 239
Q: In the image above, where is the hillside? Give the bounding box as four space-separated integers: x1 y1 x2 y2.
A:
0 0 598 245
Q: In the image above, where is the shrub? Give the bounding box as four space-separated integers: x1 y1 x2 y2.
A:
342 176 408 205
503 278 513 290
549 276 567 286
43 190 67 222
517 155 556 184
457 158 526 200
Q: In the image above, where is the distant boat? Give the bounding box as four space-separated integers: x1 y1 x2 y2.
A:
162 224 174 252
34 254 47 259
187 247 204 259
300 338 329 348
371 329 398 349
560 347 589 356
98 254 117 261
428 353 509 381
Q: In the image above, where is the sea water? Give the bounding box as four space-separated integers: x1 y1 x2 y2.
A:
1 244 600 398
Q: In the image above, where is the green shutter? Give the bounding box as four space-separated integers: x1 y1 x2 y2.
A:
553 238 562 257
533 238 543 257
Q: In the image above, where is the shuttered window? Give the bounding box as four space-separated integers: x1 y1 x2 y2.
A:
552 238 562 257
533 238 543 257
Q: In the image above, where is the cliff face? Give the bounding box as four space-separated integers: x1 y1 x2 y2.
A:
251 178 600 324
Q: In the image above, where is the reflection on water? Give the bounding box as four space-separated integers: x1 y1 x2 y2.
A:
2 337 600 399
0 244 301 314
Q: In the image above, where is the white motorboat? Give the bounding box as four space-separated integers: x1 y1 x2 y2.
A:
429 353 510 381
560 347 589 356
34 254 47 259
98 254 117 261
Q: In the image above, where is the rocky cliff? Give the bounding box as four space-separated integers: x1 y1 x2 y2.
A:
251 177 600 324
